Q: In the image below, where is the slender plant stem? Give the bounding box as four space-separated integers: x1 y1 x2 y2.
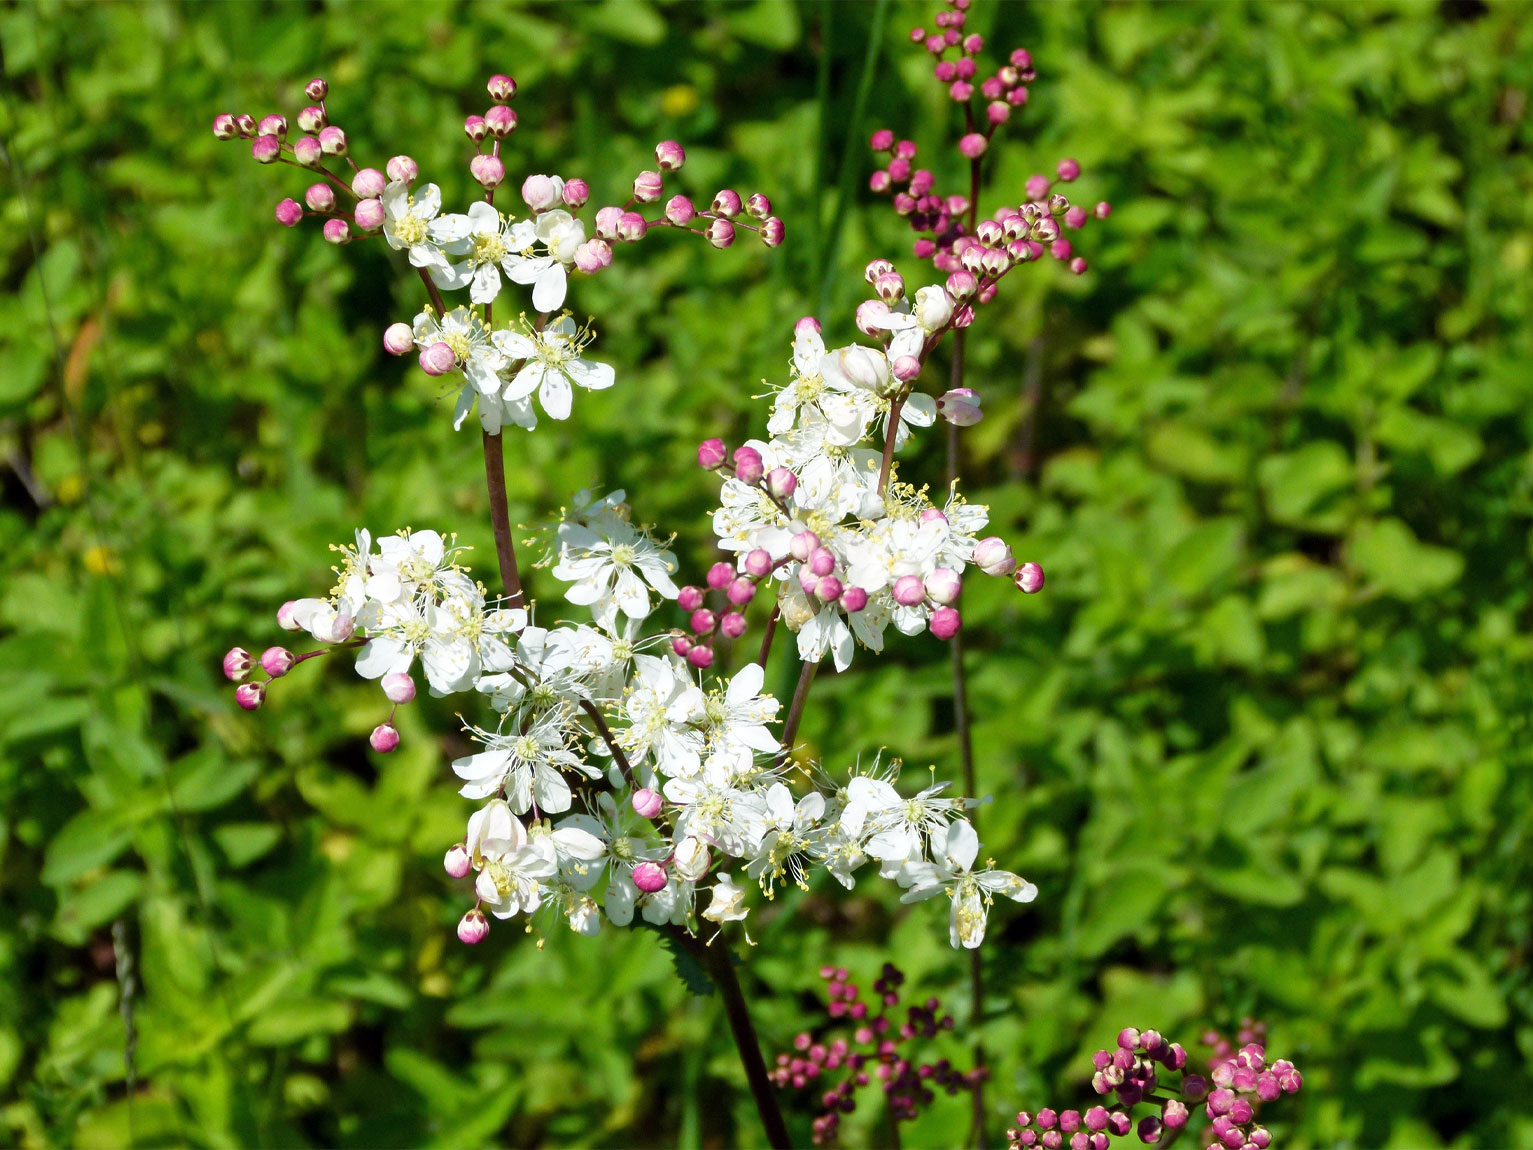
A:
578 698 636 788
877 394 907 495
414 265 447 317
757 603 781 669
481 430 525 603
779 657 820 761
666 926 792 1149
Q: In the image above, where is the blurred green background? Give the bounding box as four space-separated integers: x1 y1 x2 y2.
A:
4 0 1533 1146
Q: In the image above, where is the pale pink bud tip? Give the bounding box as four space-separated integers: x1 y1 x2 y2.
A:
420 342 456 376
633 861 668 893
304 182 336 213
732 446 764 486
212 113 238 140
765 467 797 499
563 178 590 208
938 387 983 426
464 115 488 143
573 238 613 274
711 189 742 218
1057 158 1081 181
959 132 988 159
760 217 785 248
891 575 926 607
927 568 962 605
745 549 773 578
322 218 350 245
891 355 922 383
234 682 265 711
382 672 417 704
789 531 820 562
457 909 490 945
706 218 735 249
292 137 322 168
930 606 961 640
276 601 303 631
370 723 400 753
318 126 347 156
746 192 771 220
666 195 696 226
351 168 386 199
470 154 506 190
386 155 418 184
632 788 664 819
485 105 517 138
223 647 253 682
616 211 647 243
841 586 869 613
697 438 727 470
521 174 559 213
274 198 304 228
383 322 415 356
250 135 280 164
721 611 748 637
487 73 517 101
353 198 385 232
973 536 1016 577
633 170 663 202
655 140 686 171
257 113 287 139
260 647 296 678
444 844 471 879
1014 561 1045 594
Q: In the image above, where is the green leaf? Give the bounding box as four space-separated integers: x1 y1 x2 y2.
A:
1347 518 1463 599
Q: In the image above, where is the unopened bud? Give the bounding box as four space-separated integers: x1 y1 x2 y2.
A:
292 137 321 167
732 446 763 486
235 681 266 711
317 125 347 156
276 601 303 631
1014 561 1045 594
815 576 844 603
870 128 896 152
275 198 303 227
745 549 773 578
841 586 868 612
666 194 696 226
686 643 714 669
633 862 668 892
865 258 896 284
463 114 488 143
470 154 506 189
707 561 734 590
444 843 471 878
727 578 756 606
892 575 926 606
765 467 797 499
353 197 385 231
946 270 978 300
790 531 819 562
856 298 890 337
874 271 905 303
212 113 238 140
891 355 922 382
711 189 742 218
746 192 771 219
690 608 716 634
521 174 559 213
457 908 489 944
370 723 400 753
305 77 329 101
926 568 962 605
305 182 336 212
485 104 517 138
697 438 728 470
234 113 257 137
322 218 350 244
261 646 296 677
938 387 983 426
420 342 456 376
562 178 590 208
250 135 281 164
720 611 748 637
573 238 613 273
655 140 686 171
257 113 287 139
808 547 836 578
632 169 663 203
959 132 988 159
383 672 417 704
705 218 735 249
352 167 386 198
386 154 419 184
383 323 415 356
616 211 647 242
487 73 517 101
760 217 785 247
296 104 326 133
678 585 705 612
632 787 664 818
223 647 253 682
930 606 961 639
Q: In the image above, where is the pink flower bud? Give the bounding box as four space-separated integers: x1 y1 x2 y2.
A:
1014 561 1045 593
386 154 418 184
317 125 347 156
891 355 922 382
665 194 696 225
383 672 416 704
250 135 281 164
888 157 912 183
352 168 386 198
760 217 785 247
633 861 668 892
931 607 960 640
697 438 728 470
235 682 265 711
686 643 714 669
632 169 663 203
291 137 321 168
322 218 350 244
690 608 716 634
870 128 895 152
798 565 819 594
370 723 400 753
721 611 748 637
559 177 589 208
707 561 734 590
892 575 926 606
732 446 763 485
444 843 471 878
946 270 978 300
275 198 303 227
1065 205 1088 229
936 60 958 82
487 73 517 101
987 100 1011 126
632 787 664 818
950 80 974 101
959 132 988 159
521 174 559 212
305 77 329 101
1025 174 1051 202
1095 201 1112 219
678 585 705 612
1050 238 1072 261
457 908 489 945
212 113 238 140
261 647 296 677
765 467 797 499
276 601 304 631
841 586 869 612
1057 157 1081 182
296 105 326 133
894 138 918 159
258 113 287 139
616 211 647 242
795 315 822 337
744 549 773 578
727 578 756 606
856 298 890 336
964 32 984 52
815 576 844 603
705 218 735 249
420 342 456 376
470 154 506 190
746 192 771 220
655 139 686 171
913 238 936 259
870 170 892 193
938 387 983 426
1161 1101 1189 1130
234 113 256 136
808 548 836 578
383 323 415 356
672 635 692 657
874 271 905 303
1069 257 1088 275
223 647 253 682
485 104 517 138
926 568 962 605
353 198 385 231
591 205 621 239
573 238 613 273
711 189 742 218
790 531 819 562
463 114 488 143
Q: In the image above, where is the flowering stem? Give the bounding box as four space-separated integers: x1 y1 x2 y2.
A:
665 925 791 1149
877 394 907 495
757 603 781 668
481 429 525 604
779 657 819 761
578 698 636 788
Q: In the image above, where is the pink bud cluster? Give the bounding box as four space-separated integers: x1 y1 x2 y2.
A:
1006 1021 1303 1150
221 600 414 753
773 964 982 1146
582 142 785 253
213 76 413 245
461 73 521 191
869 0 1108 279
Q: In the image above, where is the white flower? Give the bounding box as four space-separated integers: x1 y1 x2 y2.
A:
413 306 506 398
432 201 519 304
382 180 449 274
744 784 824 896
618 654 705 779
699 663 781 780
702 872 751 936
556 793 666 889
474 827 557 920
899 820 1037 949
492 315 615 422
451 713 598 811
551 521 679 628
503 209 587 312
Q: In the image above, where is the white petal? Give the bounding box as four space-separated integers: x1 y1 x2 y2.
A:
539 370 573 420
532 264 568 313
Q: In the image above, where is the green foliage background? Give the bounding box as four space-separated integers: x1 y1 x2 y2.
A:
3 0 1533 1146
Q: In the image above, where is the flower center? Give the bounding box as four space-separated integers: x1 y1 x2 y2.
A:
473 230 509 265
